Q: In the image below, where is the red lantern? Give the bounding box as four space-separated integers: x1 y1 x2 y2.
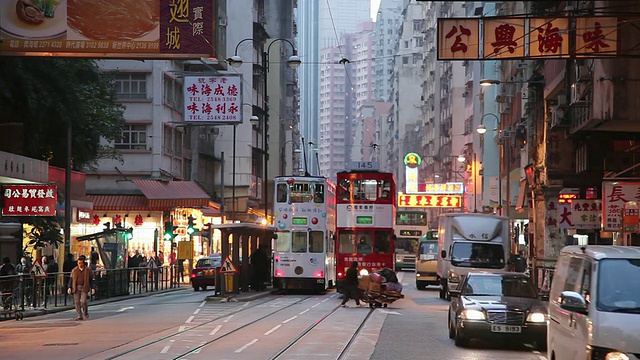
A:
134 214 144 226
92 214 100 226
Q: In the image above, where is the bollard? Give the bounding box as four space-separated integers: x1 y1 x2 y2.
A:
221 273 237 302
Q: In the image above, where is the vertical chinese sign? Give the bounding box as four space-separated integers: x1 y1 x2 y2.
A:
602 181 640 231
437 18 479 60
183 75 243 124
404 152 421 193
2 185 57 216
483 18 525 59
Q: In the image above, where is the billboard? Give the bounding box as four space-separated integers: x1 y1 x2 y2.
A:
398 194 462 208
0 0 216 59
2 185 57 216
183 74 243 124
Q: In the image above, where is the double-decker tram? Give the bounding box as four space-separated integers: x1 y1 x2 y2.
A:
335 164 396 291
394 209 429 270
272 176 336 291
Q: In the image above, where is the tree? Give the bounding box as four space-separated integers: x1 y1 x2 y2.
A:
13 216 64 256
0 58 125 170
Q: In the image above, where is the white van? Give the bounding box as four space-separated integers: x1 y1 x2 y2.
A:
548 245 640 360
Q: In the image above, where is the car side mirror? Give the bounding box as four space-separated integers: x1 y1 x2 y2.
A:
449 289 460 297
559 291 588 315
440 250 446 259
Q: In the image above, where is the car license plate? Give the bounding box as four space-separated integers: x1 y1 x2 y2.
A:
491 325 521 333
317 279 325 283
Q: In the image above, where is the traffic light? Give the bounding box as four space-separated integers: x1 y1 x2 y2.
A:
164 221 176 241
123 227 134 241
187 216 196 235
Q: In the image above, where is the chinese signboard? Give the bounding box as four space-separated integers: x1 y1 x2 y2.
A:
602 181 640 231
557 200 602 230
183 75 242 124
398 194 462 208
438 16 620 60
417 182 464 195
0 0 216 59
2 185 57 216
403 153 421 168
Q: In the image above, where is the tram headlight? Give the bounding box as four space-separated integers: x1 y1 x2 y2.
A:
359 269 369 276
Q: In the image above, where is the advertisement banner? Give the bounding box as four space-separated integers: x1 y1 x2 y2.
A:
397 194 462 208
0 0 215 59
2 185 57 216
602 181 640 231
184 74 243 124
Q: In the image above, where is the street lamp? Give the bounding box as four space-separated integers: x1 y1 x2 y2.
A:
228 38 300 224
281 139 302 176
476 113 507 217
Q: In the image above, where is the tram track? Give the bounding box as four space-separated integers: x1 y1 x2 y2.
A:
84 295 313 360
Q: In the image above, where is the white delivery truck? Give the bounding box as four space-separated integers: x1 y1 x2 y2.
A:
437 213 510 300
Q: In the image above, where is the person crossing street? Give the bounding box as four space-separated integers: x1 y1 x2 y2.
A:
67 255 95 320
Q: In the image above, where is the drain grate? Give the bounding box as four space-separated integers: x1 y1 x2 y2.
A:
43 343 79 346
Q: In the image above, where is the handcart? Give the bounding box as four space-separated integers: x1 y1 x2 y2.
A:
1 280 24 320
360 283 404 308
358 269 404 308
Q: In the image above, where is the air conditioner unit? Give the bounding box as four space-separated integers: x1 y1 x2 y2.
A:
571 83 586 104
495 94 505 103
577 64 591 82
219 18 227 27
550 106 567 128
500 103 511 114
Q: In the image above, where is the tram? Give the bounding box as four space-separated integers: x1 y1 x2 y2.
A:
335 165 396 291
272 176 336 291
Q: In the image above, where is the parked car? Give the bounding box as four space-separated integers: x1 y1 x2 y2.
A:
548 245 640 360
190 255 222 291
448 272 547 349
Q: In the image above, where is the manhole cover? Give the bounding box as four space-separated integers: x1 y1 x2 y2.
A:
43 343 79 346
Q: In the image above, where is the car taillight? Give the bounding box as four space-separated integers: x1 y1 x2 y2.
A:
191 273 196 278
274 270 285 277
274 255 280 262
314 271 324 278
337 272 344 279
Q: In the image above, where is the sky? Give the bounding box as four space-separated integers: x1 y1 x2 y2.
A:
371 0 381 20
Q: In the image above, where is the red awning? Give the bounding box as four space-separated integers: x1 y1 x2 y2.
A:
89 195 152 211
199 206 221 217
132 180 210 208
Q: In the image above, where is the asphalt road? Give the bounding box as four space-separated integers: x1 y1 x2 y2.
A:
0 272 548 360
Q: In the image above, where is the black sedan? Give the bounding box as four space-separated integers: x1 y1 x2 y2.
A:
448 272 547 350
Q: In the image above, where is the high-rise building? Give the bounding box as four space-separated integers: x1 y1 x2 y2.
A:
374 0 405 102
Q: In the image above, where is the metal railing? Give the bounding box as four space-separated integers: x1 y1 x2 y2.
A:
1 266 183 315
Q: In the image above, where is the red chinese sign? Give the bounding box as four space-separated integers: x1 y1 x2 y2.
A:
437 19 479 60
417 182 464 195
2 185 57 216
484 19 525 59
530 18 569 58
602 182 640 231
575 17 618 57
398 194 462 208
184 75 243 124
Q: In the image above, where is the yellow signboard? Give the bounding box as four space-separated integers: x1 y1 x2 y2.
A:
398 194 462 208
177 240 193 260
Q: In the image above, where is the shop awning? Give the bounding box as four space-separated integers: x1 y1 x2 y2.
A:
199 206 221 217
132 180 210 208
89 195 152 211
515 179 528 212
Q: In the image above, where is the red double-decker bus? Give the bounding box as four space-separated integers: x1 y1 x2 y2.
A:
335 167 396 291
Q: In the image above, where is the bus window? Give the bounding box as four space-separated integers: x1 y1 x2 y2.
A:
292 231 307 252
339 231 355 254
314 184 325 203
339 179 351 200
356 233 373 255
375 231 391 254
396 211 428 226
275 232 291 252
353 179 378 200
309 231 324 253
276 183 288 203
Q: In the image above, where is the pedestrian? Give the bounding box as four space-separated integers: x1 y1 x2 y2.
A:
63 253 75 293
341 261 362 307
46 255 58 305
15 256 32 308
250 245 269 291
0 257 16 309
67 255 95 320
90 247 99 271
177 259 185 284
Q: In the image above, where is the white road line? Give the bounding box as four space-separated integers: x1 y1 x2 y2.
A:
312 303 320 308
160 340 175 354
199 301 206 308
264 324 282 335
186 316 195 323
223 315 234 323
321 298 329 302
193 309 201 315
299 309 310 315
179 326 189 332
282 316 297 324
243 302 250 307
117 306 134 312
210 325 222 336
235 339 259 353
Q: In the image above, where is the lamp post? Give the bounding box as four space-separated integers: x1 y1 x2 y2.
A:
228 38 300 224
280 139 302 176
477 112 508 218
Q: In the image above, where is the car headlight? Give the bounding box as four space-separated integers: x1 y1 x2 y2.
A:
449 272 460 283
359 269 369 276
461 309 485 320
526 312 547 323
605 352 630 360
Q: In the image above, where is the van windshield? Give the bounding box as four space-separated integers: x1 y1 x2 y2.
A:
450 242 505 269
418 241 438 260
597 258 640 313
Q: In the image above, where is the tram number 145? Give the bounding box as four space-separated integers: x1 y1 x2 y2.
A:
349 161 379 170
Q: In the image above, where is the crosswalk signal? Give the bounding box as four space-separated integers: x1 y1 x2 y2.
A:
164 221 176 241
123 227 134 241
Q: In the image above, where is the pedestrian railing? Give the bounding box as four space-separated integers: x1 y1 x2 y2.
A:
0 265 183 313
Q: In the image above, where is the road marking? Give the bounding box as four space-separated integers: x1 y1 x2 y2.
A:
179 326 189 332
223 315 234 323
160 340 174 354
235 339 259 353
193 309 201 315
243 302 250 307
264 324 282 335
199 301 206 308
321 298 329 302
186 316 195 323
312 303 320 308
117 307 134 312
379 310 401 315
282 316 297 324
210 325 222 336
299 309 310 315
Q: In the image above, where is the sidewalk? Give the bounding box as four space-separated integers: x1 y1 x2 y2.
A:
1 285 275 322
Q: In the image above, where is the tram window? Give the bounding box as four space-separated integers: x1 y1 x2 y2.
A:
309 231 324 253
375 231 391 254
353 179 378 200
357 233 373 255
292 231 307 253
339 179 351 200
314 184 325 203
276 184 288 203
339 231 355 254
290 182 313 203
275 232 291 252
